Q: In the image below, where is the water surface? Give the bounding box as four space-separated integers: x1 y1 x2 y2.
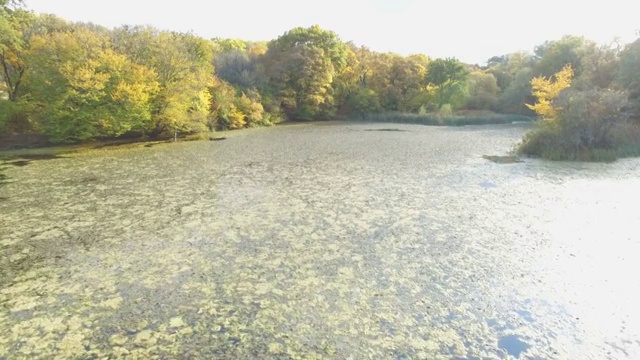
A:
1 122 639 358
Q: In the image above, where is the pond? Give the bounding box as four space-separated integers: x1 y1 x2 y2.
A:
1 122 639 358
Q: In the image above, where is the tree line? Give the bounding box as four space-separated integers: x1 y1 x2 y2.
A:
2 2 640 146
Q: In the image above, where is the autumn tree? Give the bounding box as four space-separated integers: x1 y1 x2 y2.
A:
111 27 215 135
263 25 347 119
22 28 159 141
383 54 430 112
0 9 32 102
527 64 574 120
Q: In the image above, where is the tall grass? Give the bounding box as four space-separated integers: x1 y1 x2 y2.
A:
351 112 533 126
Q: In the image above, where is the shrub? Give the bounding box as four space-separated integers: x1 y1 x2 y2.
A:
518 89 633 161
555 89 629 149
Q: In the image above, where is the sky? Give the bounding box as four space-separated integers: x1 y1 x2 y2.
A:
26 0 640 64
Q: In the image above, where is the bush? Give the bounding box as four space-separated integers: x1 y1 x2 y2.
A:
518 89 634 161
0 100 34 134
347 88 381 115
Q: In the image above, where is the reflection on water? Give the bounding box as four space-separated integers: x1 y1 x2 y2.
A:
499 335 531 358
1 122 639 358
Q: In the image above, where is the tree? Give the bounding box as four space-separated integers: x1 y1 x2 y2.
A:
496 67 535 115
214 50 260 89
486 51 535 91
576 42 619 90
0 9 34 102
278 46 334 119
426 58 469 109
617 38 640 120
332 45 359 113
556 89 629 149
347 88 380 115
263 26 347 119
534 36 593 78
352 49 394 111
23 28 159 141
466 71 499 110
212 38 247 53
112 27 215 135
527 64 574 120
519 89 630 159
385 54 430 112
209 79 266 130
1 11 76 133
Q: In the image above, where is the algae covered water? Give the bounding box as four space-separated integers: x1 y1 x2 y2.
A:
1 122 639 358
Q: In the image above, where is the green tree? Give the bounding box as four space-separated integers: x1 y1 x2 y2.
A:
212 38 247 53
347 88 380 115
486 51 535 91
534 35 593 77
466 71 499 110
214 50 261 89
576 42 619 90
496 67 536 115
426 58 469 109
617 38 640 120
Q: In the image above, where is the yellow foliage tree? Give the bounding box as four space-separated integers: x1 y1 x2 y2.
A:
527 64 574 120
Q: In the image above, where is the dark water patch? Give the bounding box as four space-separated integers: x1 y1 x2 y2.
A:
379 319 396 336
365 128 408 132
3 153 66 161
5 160 31 167
0 165 9 187
64 175 100 186
517 309 534 323
483 155 522 164
499 335 531 358
486 319 501 329
479 181 497 188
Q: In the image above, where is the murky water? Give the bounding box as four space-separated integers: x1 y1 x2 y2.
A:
1 122 639 359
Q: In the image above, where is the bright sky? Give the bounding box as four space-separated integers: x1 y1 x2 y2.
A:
26 0 640 64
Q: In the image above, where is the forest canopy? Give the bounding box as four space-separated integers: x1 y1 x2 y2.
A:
1 5 640 152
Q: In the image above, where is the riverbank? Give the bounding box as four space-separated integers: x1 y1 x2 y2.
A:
349 112 533 126
0 113 533 153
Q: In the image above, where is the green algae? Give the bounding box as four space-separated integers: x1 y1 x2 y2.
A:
0 122 639 358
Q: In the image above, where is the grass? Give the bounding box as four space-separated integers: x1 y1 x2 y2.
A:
350 112 533 126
